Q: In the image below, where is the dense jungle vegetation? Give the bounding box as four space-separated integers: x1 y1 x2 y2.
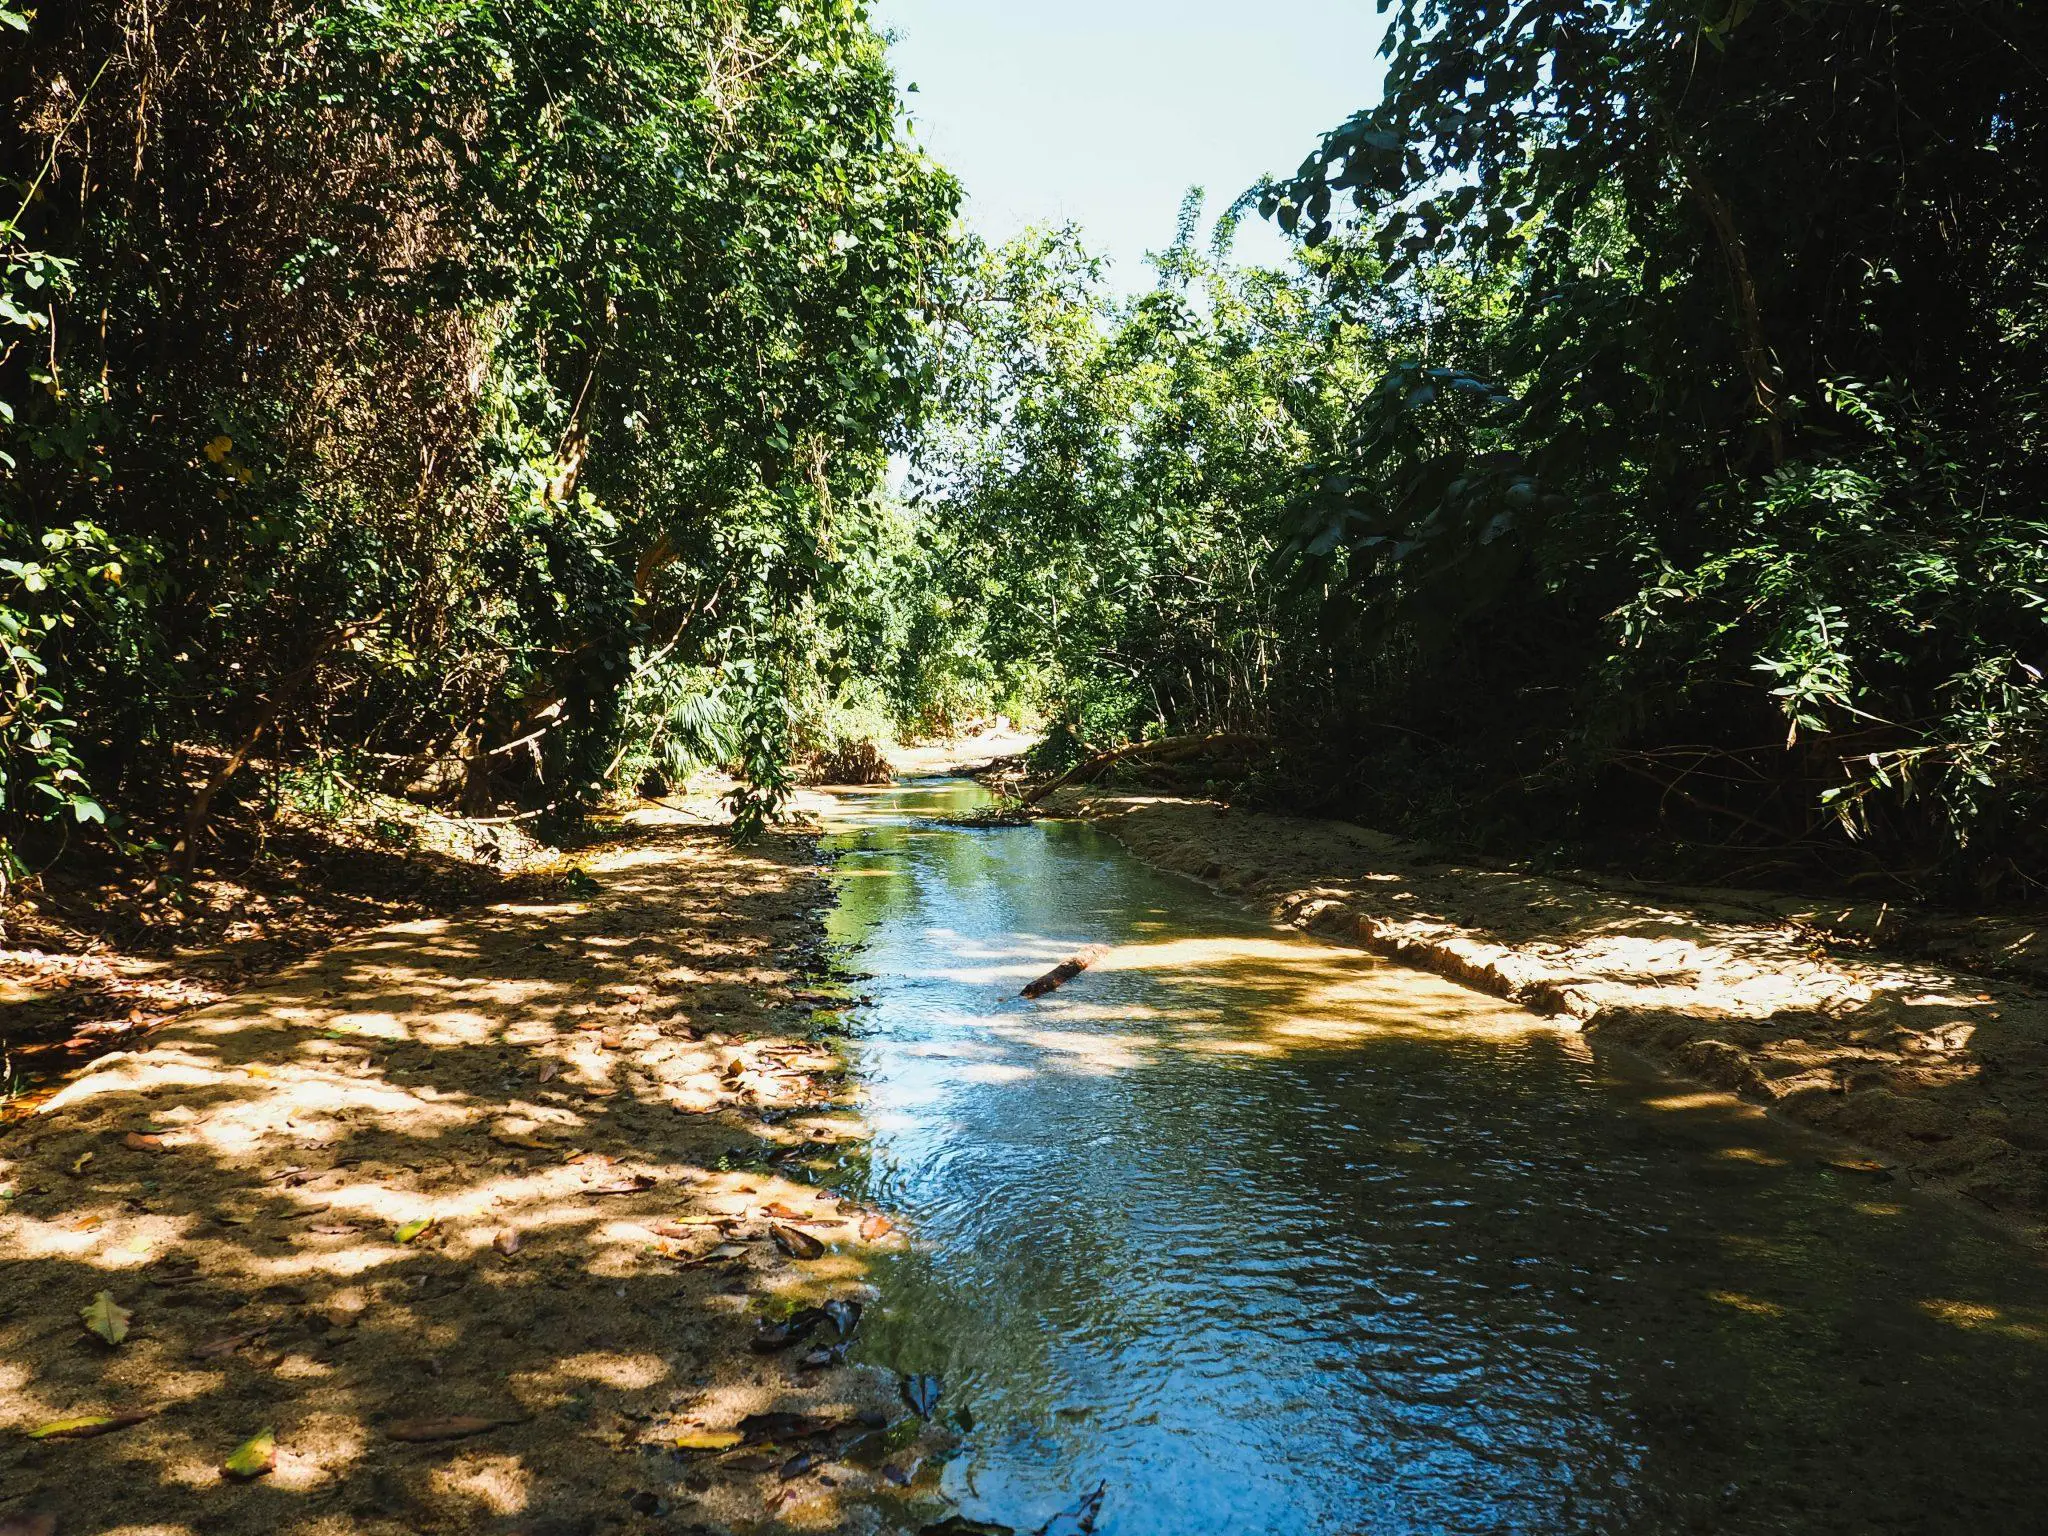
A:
4 0 2046 904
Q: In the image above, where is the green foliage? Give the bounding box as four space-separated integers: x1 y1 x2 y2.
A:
904 2 2047 897
909 212 1358 752
0 0 957 867
1250 0 2048 892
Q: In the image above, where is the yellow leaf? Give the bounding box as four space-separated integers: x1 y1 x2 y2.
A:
81 1290 131 1345
28 1410 154 1440
222 1427 276 1480
243 1065 272 1080
395 1217 437 1244
675 1429 744 1451
203 435 233 464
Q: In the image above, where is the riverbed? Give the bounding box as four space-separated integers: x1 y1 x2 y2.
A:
821 780 2048 1536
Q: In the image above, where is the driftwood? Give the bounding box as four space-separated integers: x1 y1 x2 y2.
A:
1020 944 1110 1000
1023 732 1270 806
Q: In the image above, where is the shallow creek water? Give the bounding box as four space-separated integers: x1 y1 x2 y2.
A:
818 780 2048 1536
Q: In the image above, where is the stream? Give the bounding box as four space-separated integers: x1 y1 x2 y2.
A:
819 780 2048 1536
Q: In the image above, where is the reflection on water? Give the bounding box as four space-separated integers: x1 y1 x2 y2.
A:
821 781 2048 1536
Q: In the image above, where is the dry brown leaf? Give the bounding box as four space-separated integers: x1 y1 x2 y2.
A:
124 1132 168 1153
650 1217 724 1237
770 1224 825 1260
384 1414 526 1443
192 1327 267 1360
859 1213 896 1241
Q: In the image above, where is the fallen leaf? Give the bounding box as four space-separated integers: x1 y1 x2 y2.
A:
682 1241 750 1267
675 1428 745 1452
536 1061 558 1083
124 1132 168 1153
70 1151 95 1175
494 1228 522 1256
821 1298 863 1339
192 1327 267 1359
1035 1481 1108 1535
27 1410 155 1440
900 1372 941 1419
385 1414 526 1443
56 1212 103 1233
859 1213 896 1242
736 1410 849 1444
770 1224 825 1260
244 1065 273 1080
81 1290 131 1345
589 1174 657 1196
395 1217 438 1244
223 1427 276 1480
751 1309 826 1352
650 1218 724 1237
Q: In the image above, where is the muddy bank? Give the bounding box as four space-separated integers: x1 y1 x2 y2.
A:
1045 790 2048 1242
0 806 951 1536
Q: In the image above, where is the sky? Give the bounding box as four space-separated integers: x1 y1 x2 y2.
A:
870 0 1390 288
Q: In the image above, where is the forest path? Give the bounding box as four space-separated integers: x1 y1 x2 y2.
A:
0 815 930 1536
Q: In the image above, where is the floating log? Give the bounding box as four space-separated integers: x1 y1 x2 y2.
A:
1021 944 1110 999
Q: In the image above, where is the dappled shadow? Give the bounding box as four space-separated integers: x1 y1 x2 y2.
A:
1057 792 2048 1229
0 823 950 1536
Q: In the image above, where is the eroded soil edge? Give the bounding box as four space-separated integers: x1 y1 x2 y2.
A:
1047 790 2048 1245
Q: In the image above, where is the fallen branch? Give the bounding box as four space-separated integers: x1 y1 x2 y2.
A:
1020 944 1110 1000
1023 732 1269 806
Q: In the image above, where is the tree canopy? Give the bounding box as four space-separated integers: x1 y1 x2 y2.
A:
5 0 2046 904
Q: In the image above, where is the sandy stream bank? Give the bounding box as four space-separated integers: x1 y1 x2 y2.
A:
0 799 958 1536
1042 788 2048 1246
